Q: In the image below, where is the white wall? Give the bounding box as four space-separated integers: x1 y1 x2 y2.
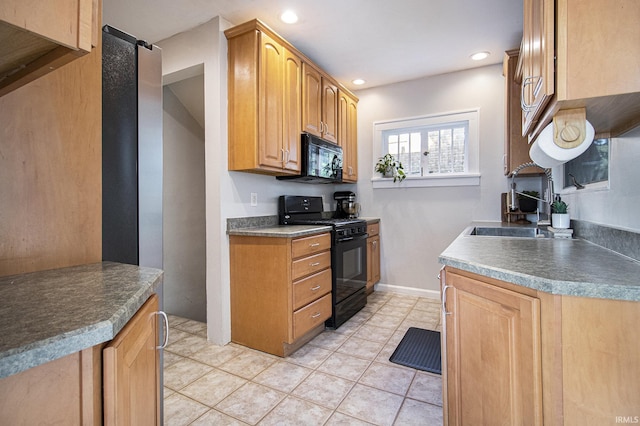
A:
163 83 206 322
355 64 508 297
557 125 640 232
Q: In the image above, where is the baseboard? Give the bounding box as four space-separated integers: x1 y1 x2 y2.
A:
374 283 440 300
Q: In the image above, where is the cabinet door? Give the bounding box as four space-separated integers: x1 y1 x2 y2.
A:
103 294 160 426
283 48 302 172
503 50 539 176
321 78 338 143
521 0 554 136
302 63 323 137
259 32 284 169
443 270 542 425
339 90 358 182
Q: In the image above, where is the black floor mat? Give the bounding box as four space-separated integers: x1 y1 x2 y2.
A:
389 327 441 374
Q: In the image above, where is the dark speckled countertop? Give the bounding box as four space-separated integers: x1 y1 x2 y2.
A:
0 262 163 378
439 223 640 302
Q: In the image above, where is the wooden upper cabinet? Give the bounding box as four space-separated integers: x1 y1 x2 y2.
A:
0 0 98 97
339 89 359 182
283 49 302 172
226 22 301 175
521 0 640 139
322 77 339 143
503 50 541 176
258 32 285 170
302 63 323 137
520 0 554 137
226 19 357 177
302 62 338 144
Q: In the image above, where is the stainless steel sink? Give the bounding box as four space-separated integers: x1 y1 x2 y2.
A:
468 226 545 238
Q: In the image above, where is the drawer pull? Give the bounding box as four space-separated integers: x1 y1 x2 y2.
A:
311 312 322 318
310 242 320 247
310 285 321 291
310 262 321 267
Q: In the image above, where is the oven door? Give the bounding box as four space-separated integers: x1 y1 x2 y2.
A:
327 232 368 329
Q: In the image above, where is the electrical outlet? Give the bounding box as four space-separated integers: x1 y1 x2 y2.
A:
250 193 258 207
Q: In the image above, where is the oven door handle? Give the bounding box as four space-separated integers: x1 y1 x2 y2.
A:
336 233 369 243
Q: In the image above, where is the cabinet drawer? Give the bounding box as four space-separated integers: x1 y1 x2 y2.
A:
292 233 331 259
292 251 331 281
293 293 332 340
367 222 379 237
293 268 332 311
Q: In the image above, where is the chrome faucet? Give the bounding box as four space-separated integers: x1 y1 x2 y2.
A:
508 162 554 223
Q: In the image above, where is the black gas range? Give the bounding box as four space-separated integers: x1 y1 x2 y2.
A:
279 195 368 329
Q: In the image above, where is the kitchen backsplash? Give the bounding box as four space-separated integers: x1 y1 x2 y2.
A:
227 215 278 232
572 220 640 262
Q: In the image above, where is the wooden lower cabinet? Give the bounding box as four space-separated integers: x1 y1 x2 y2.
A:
0 294 161 425
104 294 161 425
230 232 332 356
441 267 640 425
0 346 102 425
441 267 542 425
366 221 380 294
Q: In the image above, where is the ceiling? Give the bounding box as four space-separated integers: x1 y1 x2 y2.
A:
103 0 523 91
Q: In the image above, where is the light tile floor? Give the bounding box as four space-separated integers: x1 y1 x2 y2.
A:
163 291 444 426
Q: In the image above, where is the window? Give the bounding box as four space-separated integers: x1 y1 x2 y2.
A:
373 109 480 188
562 137 609 189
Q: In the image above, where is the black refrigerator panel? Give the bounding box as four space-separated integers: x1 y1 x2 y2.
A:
102 25 163 270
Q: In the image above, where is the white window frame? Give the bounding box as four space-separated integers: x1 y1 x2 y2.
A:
372 109 481 189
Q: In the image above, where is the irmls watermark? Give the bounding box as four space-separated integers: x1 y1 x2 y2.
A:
616 416 640 424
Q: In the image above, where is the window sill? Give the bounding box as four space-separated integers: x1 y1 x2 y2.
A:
371 173 481 189
558 180 609 195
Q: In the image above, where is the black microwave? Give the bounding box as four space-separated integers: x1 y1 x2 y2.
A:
277 133 343 183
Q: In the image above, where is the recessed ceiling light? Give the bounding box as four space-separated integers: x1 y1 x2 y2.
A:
280 10 298 24
470 51 490 61
352 79 366 85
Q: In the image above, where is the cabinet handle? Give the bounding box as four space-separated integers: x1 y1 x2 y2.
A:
311 312 322 318
442 285 452 316
281 148 286 164
310 242 320 247
310 262 321 267
155 311 170 349
437 265 445 280
310 285 321 291
520 75 541 112
285 149 290 164
372 240 377 249
348 166 353 176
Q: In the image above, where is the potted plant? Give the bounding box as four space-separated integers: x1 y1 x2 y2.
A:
375 153 406 182
517 190 539 212
551 199 570 229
